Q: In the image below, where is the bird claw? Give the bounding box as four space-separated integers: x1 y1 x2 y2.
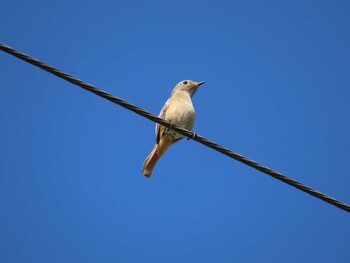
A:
187 132 197 140
166 121 196 141
166 121 174 133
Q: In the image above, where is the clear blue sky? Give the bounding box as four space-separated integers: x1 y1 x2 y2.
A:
1 0 350 262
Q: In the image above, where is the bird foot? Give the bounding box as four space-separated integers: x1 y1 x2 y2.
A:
166 121 174 133
187 132 197 140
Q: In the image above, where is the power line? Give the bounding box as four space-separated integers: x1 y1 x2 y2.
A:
1 42 349 213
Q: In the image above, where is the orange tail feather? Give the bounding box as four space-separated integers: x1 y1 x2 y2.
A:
142 145 160 178
141 135 173 178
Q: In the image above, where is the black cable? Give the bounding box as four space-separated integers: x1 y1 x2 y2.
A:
1 42 349 213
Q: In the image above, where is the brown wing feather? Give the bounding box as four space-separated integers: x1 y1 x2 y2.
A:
156 99 170 143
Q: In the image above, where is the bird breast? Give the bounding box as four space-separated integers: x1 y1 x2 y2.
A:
167 93 195 130
156 91 195 141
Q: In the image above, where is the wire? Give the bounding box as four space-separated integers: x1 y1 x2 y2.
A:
1 42 349 213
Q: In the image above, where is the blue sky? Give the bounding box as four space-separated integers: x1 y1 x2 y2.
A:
1 0 350 262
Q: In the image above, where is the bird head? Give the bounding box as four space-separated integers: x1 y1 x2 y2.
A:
172 80 205 97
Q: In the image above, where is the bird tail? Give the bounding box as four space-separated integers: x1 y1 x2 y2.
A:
142 136 173 178
142 144 159 178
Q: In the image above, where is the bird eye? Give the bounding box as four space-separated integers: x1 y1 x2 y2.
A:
183 81 188 84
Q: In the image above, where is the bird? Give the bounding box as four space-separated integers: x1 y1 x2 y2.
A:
142 80 205 178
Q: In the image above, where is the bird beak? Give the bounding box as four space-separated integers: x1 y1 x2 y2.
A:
196 81 205 87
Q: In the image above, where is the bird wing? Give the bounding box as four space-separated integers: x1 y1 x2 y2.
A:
156 99 170 144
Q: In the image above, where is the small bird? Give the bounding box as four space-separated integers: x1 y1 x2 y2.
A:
142 80 205 178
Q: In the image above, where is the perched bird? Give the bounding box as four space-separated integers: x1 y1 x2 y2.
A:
142 80 205 178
